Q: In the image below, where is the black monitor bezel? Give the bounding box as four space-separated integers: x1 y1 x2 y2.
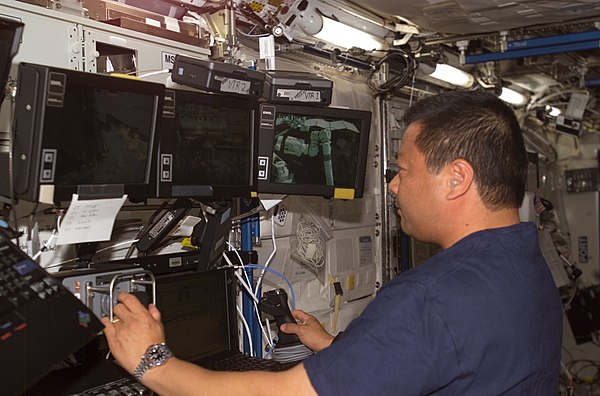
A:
157 88 258 200
12 63 164 203
256 102 371 199
0 16 24 107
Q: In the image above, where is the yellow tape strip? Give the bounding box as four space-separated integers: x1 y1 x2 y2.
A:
110 73 140 80
334 188 355 200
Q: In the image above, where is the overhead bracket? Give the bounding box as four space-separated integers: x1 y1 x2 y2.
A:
393 23 419 46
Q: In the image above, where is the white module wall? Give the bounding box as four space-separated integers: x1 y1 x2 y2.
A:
79 18 210 85
250 53 383 332
0 2 80 135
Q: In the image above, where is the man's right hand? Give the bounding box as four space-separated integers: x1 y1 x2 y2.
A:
279 310 334 352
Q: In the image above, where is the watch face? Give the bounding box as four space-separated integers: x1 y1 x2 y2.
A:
148 344 172 366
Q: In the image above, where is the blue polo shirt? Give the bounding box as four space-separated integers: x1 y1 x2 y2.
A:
304 222 562 395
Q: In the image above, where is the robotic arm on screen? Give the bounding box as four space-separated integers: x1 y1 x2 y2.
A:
272 116 360 186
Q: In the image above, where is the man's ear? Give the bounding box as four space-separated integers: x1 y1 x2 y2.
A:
445 159 474 200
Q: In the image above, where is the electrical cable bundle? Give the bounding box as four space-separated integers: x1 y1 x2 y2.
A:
295 215 327 269
367 48 419 95
272 342 313 363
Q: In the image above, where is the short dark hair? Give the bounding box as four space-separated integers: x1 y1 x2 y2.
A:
403 90 528 210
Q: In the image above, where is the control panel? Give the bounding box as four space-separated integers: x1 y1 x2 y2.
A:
57 268 155 320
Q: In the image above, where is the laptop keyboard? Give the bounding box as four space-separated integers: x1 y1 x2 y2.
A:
70 354 298 395
205 353 299 372
70 377 151 396
0 238 61 341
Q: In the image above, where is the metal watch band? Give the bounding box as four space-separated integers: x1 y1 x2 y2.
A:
133 356 148 382
133 343 172 382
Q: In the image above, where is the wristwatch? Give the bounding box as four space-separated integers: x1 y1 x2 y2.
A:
133 343 173 382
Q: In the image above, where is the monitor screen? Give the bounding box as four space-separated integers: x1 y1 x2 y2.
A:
51 89 154 185
11 63 164 203
157 89 257 199
156 268 236 363
256 103 371 199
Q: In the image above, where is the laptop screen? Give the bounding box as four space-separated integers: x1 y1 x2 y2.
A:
156 268 238 362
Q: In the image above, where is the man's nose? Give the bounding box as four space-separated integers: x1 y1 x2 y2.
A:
387 173 399 196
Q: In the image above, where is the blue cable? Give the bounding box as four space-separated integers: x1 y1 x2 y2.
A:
243 264 296 310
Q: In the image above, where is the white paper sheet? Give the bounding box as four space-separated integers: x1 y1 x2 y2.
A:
56 194 128 245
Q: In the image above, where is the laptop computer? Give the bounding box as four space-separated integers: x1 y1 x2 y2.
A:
0 233 104 396
157 267 300 371
30 267 300 395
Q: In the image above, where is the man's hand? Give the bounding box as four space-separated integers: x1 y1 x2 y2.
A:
279 310 334 352
101 292 166 374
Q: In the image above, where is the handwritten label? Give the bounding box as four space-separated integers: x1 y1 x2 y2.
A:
219 77 251 95
276 89 321 102
56 194 128 245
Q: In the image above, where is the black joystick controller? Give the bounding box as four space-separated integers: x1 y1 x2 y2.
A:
258 289 300 347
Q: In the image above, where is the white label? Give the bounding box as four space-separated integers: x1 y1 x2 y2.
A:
162 51 176 70
259 35 276 70
145 18 162 28
358 235 373 267
276 89 321 102
290 89 321 102
164 16 181 33
259 35 276 59
220 77 251 95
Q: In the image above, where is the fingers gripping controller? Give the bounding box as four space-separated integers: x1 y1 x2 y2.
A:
258 289 301 347
259 289 314 363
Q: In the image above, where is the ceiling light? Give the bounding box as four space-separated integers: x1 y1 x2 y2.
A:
428 63 474 88
313 16 384 51
499 87 529 106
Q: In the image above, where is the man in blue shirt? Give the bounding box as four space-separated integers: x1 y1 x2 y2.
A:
103 90 562 395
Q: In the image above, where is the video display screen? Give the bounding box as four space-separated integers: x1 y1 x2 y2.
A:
158 269 231 361
270 112 362 188
45 87 157 185
173 100 253 186
0 19 23 107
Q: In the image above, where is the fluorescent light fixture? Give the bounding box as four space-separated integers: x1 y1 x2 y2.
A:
313 16 384 51
499 87 529 106
429 63 474 88
546 105 561 116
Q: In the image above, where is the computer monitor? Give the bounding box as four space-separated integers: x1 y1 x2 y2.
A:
9 63 165 203
0 16 23 106
156 268 237 363
0 17 24 204
157 89 257 199
256 103 371 199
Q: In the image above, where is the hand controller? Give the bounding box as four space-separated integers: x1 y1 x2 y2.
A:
258 289 300 347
